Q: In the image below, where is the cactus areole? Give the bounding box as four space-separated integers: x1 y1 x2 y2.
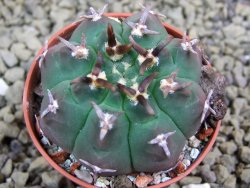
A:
24 7 226 188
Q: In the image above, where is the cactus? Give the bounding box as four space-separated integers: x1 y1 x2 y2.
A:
38 5 214 176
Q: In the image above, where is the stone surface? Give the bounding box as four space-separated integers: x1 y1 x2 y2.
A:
74 169 93 184
11 171 29 186
28 157 49 173
0 121 20 141
5 81 24 104
1 159 12 177
113 175 133 188
239 146 250 163
223 175 236 188
41 171 63 188
213 165 230 184
179 176 202 185
200 165 216 183
10 43 32 61
0 50 18 67
4 67 24 83
240 169 250 184
219 141 237 155
0 79 9 96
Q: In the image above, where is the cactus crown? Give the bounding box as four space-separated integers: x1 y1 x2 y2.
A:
38 5 211 175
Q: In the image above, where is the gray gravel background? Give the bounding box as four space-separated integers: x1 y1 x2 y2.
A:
0 0 249 187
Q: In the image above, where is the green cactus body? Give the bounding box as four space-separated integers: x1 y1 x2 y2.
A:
39 8 206 176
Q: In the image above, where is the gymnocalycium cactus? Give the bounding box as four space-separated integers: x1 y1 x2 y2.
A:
38 5 216 176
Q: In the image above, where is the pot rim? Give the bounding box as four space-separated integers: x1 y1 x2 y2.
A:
23 12 221 188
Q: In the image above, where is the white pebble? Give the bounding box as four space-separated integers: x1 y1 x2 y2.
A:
40 136 50 146
0 78 9 96
127 175 136 182
189 136 201 148
161 176 171 182
182 159 191 167
190 148 200 159
74 169 93 184
95 177 110 187
152 173 161 184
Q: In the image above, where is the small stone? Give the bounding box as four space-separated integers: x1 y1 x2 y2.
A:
232 129 244 145
14 110 23 121
0 36 12 49
223 24 246 38
166 7 184 27
28 157 49 173
74 169 93 184
226 86 238 100
0 182 13 188
203 147 222 166
112 2 123 12
113 175 133 188
239 146 250 163
179 176 202 185
235 2 250 17
244 132 250 142
190 148 200 159
10 43 32 61
25 36 42 51
0 50 18 67
200 165 216 183
10 139 23 154
189 136 201 147
127 175 135 182
218 154 236 173
41 170 63 188
182 159 191 167
219 141 237 154
59 0 76 8
4 67 24 83
0 121 20 141
135 174 153 188
11 171 29 186
3 113 15 124
50 8 74 22
152 173 161 185
18 129 29 144
223 175 236 188
1 159 12 177
95 177 110 188
240 169 250 184
0 79 9 96
161 176 171 183
182 183 210 188
213 165 230 184
5 81 24 104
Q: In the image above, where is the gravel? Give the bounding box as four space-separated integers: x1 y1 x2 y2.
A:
0 79 9 96
0 0 249 187
0 50 18 68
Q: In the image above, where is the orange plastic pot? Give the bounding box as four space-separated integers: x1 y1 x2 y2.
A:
23 13 221 188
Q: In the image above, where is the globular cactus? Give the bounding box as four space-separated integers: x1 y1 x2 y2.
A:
38 5 216 176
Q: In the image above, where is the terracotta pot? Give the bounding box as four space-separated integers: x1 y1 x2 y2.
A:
23 13 221 188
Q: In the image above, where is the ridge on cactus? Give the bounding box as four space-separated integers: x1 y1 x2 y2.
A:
36 4 225 177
